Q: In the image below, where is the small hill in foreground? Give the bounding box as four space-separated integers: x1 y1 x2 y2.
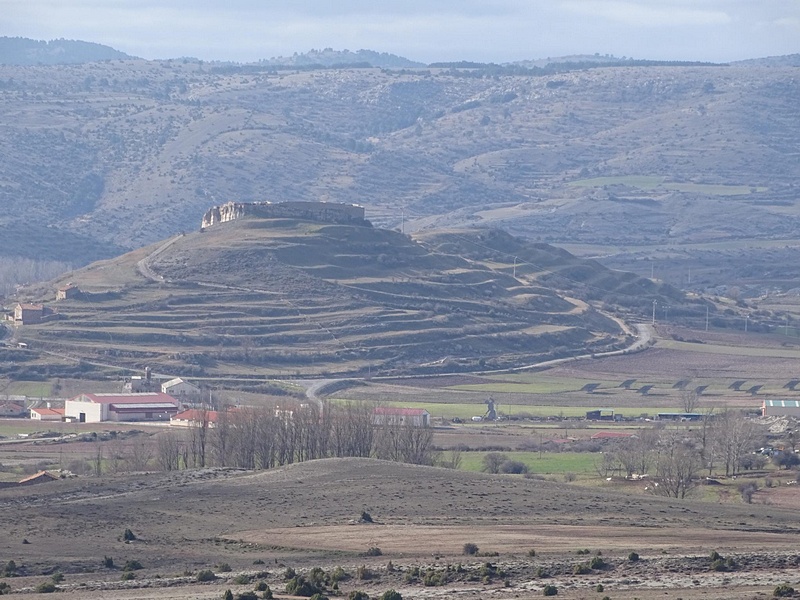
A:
12 216 687 378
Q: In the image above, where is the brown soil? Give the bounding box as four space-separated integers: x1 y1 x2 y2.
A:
1 458 798 599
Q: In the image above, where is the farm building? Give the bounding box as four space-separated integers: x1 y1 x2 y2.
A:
13 303 55 325
30 407 65 421
170 408 220 428
586 409 615 421
762 399 800 417
0 402 26 417
162 377 201 400
373 407 430 427
591 431 636 440
655 412 704 421
18 471 59 486
64 392 180 423
56 284 80 300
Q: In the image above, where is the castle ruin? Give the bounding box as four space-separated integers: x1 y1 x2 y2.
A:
201 201 366 229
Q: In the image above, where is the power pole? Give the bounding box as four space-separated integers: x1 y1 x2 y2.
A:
652 299 657 326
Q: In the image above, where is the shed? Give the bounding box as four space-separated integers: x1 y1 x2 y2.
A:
373 407 430 427
762 399 800 418
18 471 59 486
586 409 615 421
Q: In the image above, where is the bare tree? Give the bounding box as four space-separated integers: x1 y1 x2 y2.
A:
156 432 183 471
186 405 211 467
712 410 760 477
614 429 657 478
652 432 700 498
125 435 153 472
681 389 699 413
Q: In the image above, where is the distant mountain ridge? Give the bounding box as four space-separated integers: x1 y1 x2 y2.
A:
258 48 425 68
0 37 134 65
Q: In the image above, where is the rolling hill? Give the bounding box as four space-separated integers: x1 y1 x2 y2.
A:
8 215 687 379
1 54 799 298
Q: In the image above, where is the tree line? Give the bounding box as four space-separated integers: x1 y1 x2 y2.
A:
596 410 772 498
86 402 437 476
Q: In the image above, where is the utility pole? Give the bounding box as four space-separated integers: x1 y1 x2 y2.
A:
652 299 657 325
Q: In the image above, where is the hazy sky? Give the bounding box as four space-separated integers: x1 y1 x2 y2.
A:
4 0 799 63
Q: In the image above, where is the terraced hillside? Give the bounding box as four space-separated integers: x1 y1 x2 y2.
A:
11 217 685 378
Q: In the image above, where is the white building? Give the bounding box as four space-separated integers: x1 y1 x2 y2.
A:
30 407 65 421
161 377 201 400
373 407 431 427
762 399 800 418
64 392 180 423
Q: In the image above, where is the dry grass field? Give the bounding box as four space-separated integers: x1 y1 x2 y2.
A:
0 458 798 599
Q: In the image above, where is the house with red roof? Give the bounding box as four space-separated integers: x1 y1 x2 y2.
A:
30 407 65 421
373 406 430 427
170 408 220 428
64 392 181 423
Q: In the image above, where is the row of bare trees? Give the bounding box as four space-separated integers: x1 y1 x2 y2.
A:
597 410 764 498
151 402 437 472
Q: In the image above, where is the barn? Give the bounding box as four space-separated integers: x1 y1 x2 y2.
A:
373 407 430 427
162 377 201 401
64 392 180 423
762 399 800 418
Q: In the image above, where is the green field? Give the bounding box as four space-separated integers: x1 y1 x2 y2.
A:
457 450 598 475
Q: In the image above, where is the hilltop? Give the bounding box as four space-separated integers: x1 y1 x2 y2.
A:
8 214 688 378
0 37 134 65
0 57 799 298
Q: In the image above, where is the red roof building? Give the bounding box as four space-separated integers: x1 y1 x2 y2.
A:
170 408 220 428
30 407 65 421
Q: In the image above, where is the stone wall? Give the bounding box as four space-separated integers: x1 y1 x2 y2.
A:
201 201 366 229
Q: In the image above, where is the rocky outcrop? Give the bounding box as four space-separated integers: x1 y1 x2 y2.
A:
201 201 366 229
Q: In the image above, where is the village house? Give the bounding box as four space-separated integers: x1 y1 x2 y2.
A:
13 303 55 325
30 407 65 421
64 392 181 423
373 407 431 427
56 284 80 301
